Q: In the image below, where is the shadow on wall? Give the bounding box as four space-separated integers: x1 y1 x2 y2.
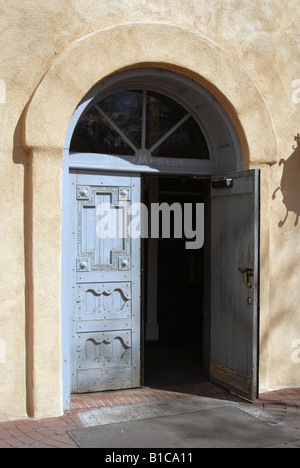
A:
13 110 34 418
272 134 300 227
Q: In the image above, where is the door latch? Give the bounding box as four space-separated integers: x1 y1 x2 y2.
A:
238 267 254 289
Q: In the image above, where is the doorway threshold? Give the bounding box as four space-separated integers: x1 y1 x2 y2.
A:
70 381 230 411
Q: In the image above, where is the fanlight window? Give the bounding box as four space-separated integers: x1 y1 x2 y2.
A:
70 90 210 160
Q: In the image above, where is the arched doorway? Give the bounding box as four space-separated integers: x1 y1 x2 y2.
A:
62 68 260 402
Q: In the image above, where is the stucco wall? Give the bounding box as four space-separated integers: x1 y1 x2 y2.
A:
0 0 299 420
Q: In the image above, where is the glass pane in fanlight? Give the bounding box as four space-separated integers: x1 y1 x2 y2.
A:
70 91 143 155
155 116 210 159
146 91 186 150
146 91 209 159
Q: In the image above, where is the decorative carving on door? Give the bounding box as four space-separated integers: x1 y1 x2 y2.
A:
76 283 131 320
76 184 131 271
76 332 132 369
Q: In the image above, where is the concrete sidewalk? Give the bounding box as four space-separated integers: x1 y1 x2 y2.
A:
0 382 300 448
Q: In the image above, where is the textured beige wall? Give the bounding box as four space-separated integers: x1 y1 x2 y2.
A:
0 0 299 420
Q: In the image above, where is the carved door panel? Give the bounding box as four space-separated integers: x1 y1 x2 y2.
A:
70 171 141 393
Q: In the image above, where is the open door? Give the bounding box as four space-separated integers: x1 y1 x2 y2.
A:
210 170 259 400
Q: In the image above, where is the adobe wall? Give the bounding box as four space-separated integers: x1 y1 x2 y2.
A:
0 0 299 419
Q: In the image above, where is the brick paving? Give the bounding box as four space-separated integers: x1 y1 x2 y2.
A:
254 388 300 448
0 382 300 448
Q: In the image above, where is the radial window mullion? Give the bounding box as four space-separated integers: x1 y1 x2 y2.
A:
141 90 147 150
149 113 191 154
94 103 138 153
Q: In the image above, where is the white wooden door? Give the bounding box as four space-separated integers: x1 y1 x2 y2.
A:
70 171 141 393
210 170 260 400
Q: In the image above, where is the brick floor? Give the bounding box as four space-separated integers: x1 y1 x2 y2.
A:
0 381 229 448
69 383 226 410
0 383 300 448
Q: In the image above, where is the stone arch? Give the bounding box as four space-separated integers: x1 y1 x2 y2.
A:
23 23 277 165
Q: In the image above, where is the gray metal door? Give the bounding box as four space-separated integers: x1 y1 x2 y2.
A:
70 171 141 393
210 170 260 400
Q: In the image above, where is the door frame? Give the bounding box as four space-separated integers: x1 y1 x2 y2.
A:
63 168 260 404
61 68 244 410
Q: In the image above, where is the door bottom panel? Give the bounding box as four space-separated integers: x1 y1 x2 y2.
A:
77 367 132 393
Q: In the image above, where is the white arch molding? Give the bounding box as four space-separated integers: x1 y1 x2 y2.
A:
22 23 276 417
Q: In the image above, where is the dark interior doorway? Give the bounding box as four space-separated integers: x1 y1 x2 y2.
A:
143 176 210 388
